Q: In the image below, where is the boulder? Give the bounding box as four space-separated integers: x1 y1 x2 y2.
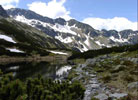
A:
127 81 138 90
94 93 108 100
85 58 97 65
109 93 127 99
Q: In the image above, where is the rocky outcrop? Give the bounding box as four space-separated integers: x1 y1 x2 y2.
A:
0 5 9 18
69 50 138 100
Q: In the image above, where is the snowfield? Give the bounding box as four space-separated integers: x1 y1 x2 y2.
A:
14 15 77 35
6 48 24 53
48 50 68 55
0 34 16 43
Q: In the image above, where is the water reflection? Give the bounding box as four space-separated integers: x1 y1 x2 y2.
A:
0 61 72 80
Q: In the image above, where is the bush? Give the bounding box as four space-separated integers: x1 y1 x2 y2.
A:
0 72 85 100
68 44 138 60
102 74 111 82
122 60 134 66
123 75 134 83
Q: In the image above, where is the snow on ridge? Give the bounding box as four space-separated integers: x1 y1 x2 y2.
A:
95 40 111 48
118 32 122 39
128 33 137 37
84 34 90 47
6 48 24 53
95 41 106 47
110 36 128 43
14 15 78 36
55 35 73 43
0 34 16 43
52 23 77 35
79 41 89 52
14 15 36 27
48 50 68 55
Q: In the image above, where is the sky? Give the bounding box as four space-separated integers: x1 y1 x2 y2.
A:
0 0 137 31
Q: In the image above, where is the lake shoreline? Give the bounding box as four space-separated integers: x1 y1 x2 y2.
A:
0 55 68 64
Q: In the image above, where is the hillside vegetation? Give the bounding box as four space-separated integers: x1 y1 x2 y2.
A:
0 17 71 57
68 44 138 60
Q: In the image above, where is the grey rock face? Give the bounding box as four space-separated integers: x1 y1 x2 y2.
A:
0 5 9 18
54 18 66 25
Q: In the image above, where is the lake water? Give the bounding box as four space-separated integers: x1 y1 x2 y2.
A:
0 61 72 80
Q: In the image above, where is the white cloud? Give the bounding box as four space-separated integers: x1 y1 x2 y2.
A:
27 0 72 20
82 17 137 31
0 0 19 9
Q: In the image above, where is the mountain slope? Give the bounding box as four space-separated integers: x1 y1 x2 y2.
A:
7 8 138 52
0 6 70 56
0 5 9 18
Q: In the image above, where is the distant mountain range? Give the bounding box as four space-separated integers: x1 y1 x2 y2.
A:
0 5 138 52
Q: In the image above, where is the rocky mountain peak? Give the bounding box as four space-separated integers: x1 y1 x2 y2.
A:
7 8 55 24
54 17 66 25
0 5 9 18
6 8 138 52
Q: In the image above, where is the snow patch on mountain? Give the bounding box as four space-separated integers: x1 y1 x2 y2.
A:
75 46 84 52
6 48 24 53
110 36 128 43
14 15 78 35
55 35 73 43
79 41 89 51
128 33 137 37
14 15 35 27
9 66 19 70
0 34 16 43
118 32 122 39
82 44 89 51
48 50 68 55
52 23 77 35
84 35 91 47
95 41 105 47
14 15 49 28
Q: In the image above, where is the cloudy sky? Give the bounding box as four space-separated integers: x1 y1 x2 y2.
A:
0 0 137 31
